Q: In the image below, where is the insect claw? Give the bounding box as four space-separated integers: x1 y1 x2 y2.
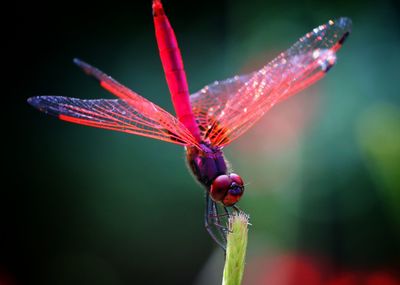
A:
233 205 243 213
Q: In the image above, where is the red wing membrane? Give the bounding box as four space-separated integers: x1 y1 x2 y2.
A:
29 59 201 147
28 96 200 147
190 18 351 147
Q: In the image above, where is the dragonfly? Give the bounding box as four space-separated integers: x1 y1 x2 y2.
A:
28 0 351 249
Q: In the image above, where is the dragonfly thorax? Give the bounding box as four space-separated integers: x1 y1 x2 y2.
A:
186 143 245 206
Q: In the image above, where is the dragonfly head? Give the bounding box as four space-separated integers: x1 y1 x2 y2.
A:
210 173 244 206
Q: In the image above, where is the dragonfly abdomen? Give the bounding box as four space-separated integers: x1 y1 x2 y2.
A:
153 0 201 141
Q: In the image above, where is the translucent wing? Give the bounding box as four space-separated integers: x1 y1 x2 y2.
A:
29 59 200 147
28 96 200 147
190 17 352 146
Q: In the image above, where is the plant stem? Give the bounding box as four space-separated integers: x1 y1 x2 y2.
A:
222 212 249 285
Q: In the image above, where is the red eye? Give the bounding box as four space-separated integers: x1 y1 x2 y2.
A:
210 175 231 202
222 185 244 206
230 173 244 186
222 173 244 206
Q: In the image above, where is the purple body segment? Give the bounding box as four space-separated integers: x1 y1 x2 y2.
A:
186 143 228 187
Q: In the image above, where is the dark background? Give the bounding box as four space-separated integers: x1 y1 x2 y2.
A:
6 0 400 284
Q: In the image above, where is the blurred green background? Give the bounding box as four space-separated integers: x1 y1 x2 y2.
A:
6 0 400 284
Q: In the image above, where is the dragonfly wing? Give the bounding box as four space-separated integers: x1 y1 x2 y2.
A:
190 17 351 147
73 58 139 102
28 96 200 147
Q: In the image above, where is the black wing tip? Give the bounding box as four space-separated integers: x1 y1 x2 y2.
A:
336 17 352 33
27 96 45 108
27 96 34 105
73 57 81 64
73 58 92 74
339 31 350 45
73 57 105 82
323 63 334 73
73 57 90 68
321 17 351 51
27 96 63 117
335 17 352 46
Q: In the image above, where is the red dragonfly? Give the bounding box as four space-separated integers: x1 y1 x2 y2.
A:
28 0 351 248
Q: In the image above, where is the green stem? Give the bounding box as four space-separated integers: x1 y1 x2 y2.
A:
222 212 249 285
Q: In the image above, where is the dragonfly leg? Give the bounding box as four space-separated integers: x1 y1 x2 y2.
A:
204 196 247 250
213 202 228 242
223 206 230 216
204 194 227 250
233 205 243 213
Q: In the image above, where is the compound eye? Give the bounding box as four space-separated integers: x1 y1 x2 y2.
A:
210 175 231 202
222 185 244 207
230 173 244 186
